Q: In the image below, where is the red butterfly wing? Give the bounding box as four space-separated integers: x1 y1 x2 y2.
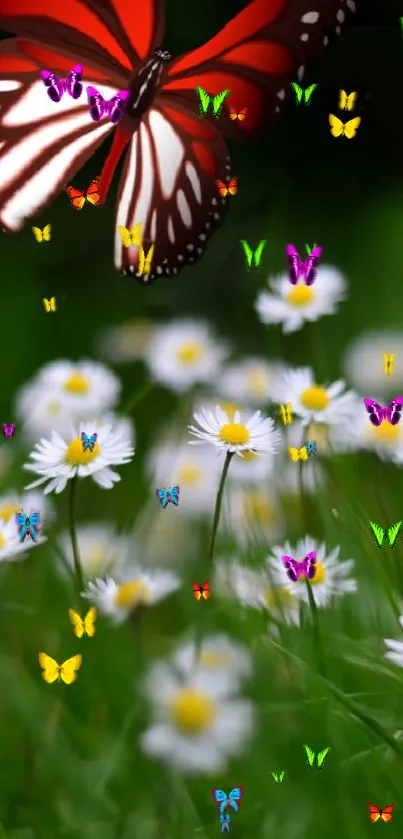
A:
65 186 86 210
85 176 101 206
201 581 211 600
380 805 394 823
368 805 381 823
192 583 202 601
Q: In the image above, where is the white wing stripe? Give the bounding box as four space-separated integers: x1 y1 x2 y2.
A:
185 162 202 204
167 215 175 243
176 189 192 227
0 80 21 93
148 109 184 200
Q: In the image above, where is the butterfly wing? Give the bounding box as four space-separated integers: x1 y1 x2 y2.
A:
278 771 285 782
291 82 303 103
303 245 323 285
368 805 382 823
83 606 97 637
69 608 85 638
369 521 385 548
156 489 169 508
282 555 299 582
385 397 403 425
27 511 40 540
32 226 43 242
286 243 302 284
343 116 361 139
65 186 86 210
196 86 211 116
380 805 395 823
316 746 330 767
43 298 51 311
303 83 317 103
253 238 267 267
387 521 402 548
15 511 27 540
49 296 56 311
168 486 180 507
216 179 228 197
212 89 231 117
346 91 357 110
39 651 60 684
85 176 101 206
228 787 243 813
289 447 299 462
60 654 82 685
64 64 84 100
364 399 385 427
303 551 317 580
81 432 90 449
338 89 347 109
192 582 202 601
201 581 211 600
329 113 344 137
240 240 253 269
42 223 52 241
211 789 228 811
118 226 133 247
303 744 316 767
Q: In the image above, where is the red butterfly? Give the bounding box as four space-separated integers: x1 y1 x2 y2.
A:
368 805 395 824
216 177 238 198
228 106 248 122
65 176 101 209
192 581 211 601
0 0 355 284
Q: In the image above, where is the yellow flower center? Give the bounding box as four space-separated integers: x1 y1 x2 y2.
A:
370 423 401 444
219 402 240 420
64 372 90 394
244 490 275 525
219 423 250 445
299 559 326 585
177 465 201 486
286 285 315 307
0 503 19 523
65 437 100 465
265 587 295 608
46 401 62 416
199 651 230 669
169 687 216 734
240 450 258 462
114 580 151 608
247 369 267 395
301 386 330 411
0 533 6 549
176 342 204 364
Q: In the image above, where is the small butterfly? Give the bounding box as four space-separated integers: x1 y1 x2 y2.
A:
228 106 247 121
240 239 267 270
271 771 285 784
368 805 395 824
329 114 361 138
81 432 98 453
305 242 318 255
156 486 180 508
65 177 101 210
211 787 244 815
2 423 16 438
39 652 82 685
384 353 395 375
364 397 403 426
192 581 210 601
69 607 97 638
86 86 129 123
32 224 51 242
117 224 142 248
338 89 357 111
216 177 238 197
282 552 316 582
286 243 323 285
15 511 40 543
291 82 317 105
369 521 402 549
280 404 292 425
289 446 308 462
303 744 331 769
138 244 155 280
305 441 317 456
43 297 56 312
196 87 230 118
220 813 231 832
40 65 83 102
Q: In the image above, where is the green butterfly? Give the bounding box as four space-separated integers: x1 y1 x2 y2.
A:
240 239 267 270
291 82 317 105
305 243 317 255
303 745 330 768
271 770 285 783
195 87 230 118
369 521 402 548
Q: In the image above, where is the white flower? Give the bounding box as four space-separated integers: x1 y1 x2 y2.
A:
58 523 132 580
215 560 301 626
271 367 359 425
144 320 228 392
0 516 45 563
384 617 403 667
23 419 134 494
223 485 283 545
226 447 276 484
267 537 357 608
335 406 403 462
188 405 281 456
172 635 252 694
147 442 220 517
82 569 181 624
96 318 154 362
0 490 53 527
216 358 286 405
343 330 403 393
140 648 254 773
255 265 347 334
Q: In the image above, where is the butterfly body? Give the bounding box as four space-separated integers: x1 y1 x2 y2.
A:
212 787 243 815
329 114 361 138
2 423 16 438
305 441 317 456
86 86 129 123
155 486 180 508
69 607 97 638
192 581 210 601
368 804 394 824
384 353 395 375
81 432 98 452
39 652 82 684
286 243 323 285
43 296 56 312
364 397 403 426
32 224 51 242
289 446 308 462
282 552 317 582
40 65 83 102
15 511 40 542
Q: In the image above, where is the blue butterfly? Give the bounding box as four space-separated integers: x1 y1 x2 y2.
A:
81 431 98 452
155 486 180 508
211 787 243 815
304 440 317 456
220 813 231 832
15 511 40 543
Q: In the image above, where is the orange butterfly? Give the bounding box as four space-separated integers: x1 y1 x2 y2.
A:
215 177 238 198
228 106 247 121
192 581 211 601
368 804 395 823
65 176 101 210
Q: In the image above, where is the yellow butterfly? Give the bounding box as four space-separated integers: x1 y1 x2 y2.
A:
280 403 292 425
32 224 51 242
38 652 82 684
43 296 56 312
69 606 97 638
338 89 357 111
138 244 155 278
117 223 143 248
329 114 361 139
384 353 395 375
289 446 309 462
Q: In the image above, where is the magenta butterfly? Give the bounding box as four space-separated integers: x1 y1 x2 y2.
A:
86 86 129 124
364 397 403 427
282 551 316 582
0 0 355 284
2 423 16 438
286 243 323 285
40 64 83 102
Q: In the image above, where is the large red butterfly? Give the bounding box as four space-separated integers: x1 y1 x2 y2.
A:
0 0 355 284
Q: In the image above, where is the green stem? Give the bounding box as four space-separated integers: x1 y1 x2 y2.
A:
305 579 326 678
68 476 84 596
298 421 310 529
206 451 234 576
120 381 154 415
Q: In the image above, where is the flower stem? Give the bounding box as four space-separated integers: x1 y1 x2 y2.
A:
120 381 154 415
68 476 84 596
305 579 326 678
206 451 234 576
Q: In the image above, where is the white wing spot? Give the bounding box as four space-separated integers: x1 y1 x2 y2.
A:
277 89 285 99
0 80 22 92
148 109 184 200
167 215 175 243
335 25 341 34
297 66 305 81
150 209 157 241
347 0 356 9
176 189 192 227
337 9 345 22
185 161 202 204
300 33 309 41
323 35 329 45
301 11 319 23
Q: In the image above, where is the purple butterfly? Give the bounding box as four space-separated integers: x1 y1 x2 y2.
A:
282 551 317 582
40 65 83 103
2 423 15 438
86 86 129 124
364 397 403 427
286 244 323 285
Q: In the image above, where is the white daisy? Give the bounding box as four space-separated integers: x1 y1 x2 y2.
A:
215 560 301 627
58 523 132 581
172 635 252 694
82 569 181 624
96 318 154 363
255 264 347 334
267 537 357 608
188 405 281 456
0 515 45 563
343 330 403 393
147 442 220 517
215 357 286 405
144 320 228 392
335 405 403 462
23 420 134 494
223 485 283 545
140 652 254 773
226 447 277 485
384 617 403 667
0 490 53 527
271 367 359 425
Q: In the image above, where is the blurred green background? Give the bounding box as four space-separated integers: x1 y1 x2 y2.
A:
1 2 403 838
